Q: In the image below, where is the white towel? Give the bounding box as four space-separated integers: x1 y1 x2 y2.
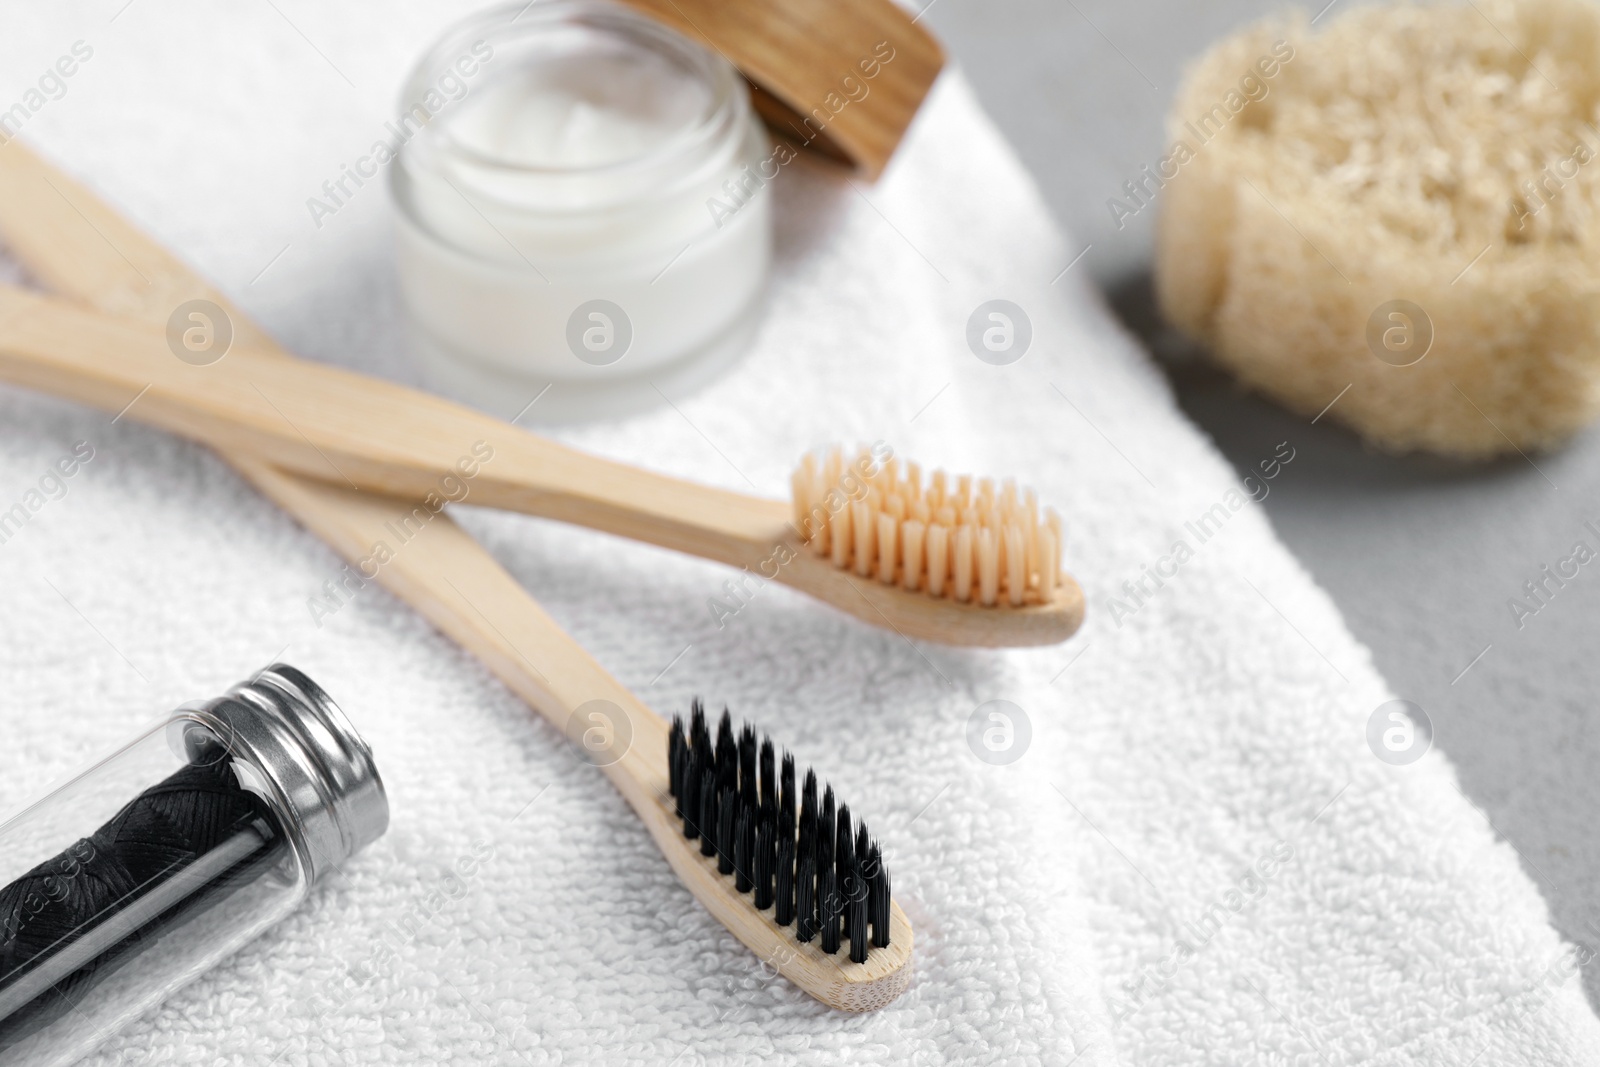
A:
0 3 1597 1064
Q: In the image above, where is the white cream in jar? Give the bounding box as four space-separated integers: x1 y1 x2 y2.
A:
392 1 772 421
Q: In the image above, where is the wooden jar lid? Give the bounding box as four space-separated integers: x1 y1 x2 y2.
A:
615 0 944 179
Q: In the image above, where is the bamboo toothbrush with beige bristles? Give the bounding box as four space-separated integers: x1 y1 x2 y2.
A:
792 444 1067 614
0 283 1085 647
0 140 913 1011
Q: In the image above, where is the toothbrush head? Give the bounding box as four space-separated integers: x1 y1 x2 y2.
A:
791 444 1065 610
667 700 908 1010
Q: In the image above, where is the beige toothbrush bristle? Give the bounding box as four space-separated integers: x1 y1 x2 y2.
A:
792 445 1066 607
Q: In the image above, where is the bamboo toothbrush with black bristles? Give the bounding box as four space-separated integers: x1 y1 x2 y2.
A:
259 470 917 1011
0 138 913 1012
0 283 1086 648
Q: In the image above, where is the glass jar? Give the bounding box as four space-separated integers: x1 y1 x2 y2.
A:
392 0 774 422
0 665 387 1067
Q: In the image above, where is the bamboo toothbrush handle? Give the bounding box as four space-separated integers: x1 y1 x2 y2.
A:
0 284 789 565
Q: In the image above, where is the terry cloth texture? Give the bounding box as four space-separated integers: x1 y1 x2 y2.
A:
0 3 1595 1065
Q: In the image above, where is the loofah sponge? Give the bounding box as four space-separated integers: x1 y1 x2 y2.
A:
1153 0 1600 458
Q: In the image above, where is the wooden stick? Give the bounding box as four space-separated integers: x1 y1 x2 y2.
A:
0 283 1084 648
0 140 911 1010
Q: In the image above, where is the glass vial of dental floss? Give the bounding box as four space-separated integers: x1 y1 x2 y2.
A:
391 0 774 423
0 665 388 1067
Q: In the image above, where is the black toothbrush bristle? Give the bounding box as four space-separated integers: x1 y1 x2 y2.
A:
818 788 836 873
684 702 711 841
665 705 893 959
836 805 854 954
738 725 757 808
817 789 839 952
670 719 688 821
697 768 717 856
775 830 795 925
847 849 869 963
681 749 701 840
819 863 841 953
796 849 817 942
797 808 818 940
734 807 754 893
668 715 684 799
690 701 709 762
867 840 890 948
753 817 774 909
716 789 737 875
759 740 776 811
716 712 737 792
779 754 796 835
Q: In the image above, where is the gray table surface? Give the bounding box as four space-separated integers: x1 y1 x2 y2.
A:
921 0 1600 1010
